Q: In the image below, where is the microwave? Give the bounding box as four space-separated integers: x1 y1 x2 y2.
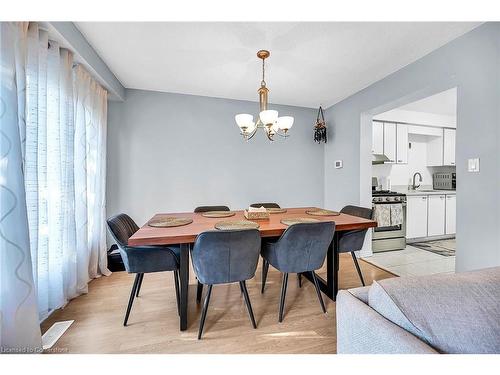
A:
433 172 456 190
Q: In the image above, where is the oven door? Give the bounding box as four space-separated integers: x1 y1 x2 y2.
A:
372 202 406 239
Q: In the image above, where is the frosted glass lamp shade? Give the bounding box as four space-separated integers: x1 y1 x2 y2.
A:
246 121 256 133
235 114 254 129
277 116 294 131
259 110 278 125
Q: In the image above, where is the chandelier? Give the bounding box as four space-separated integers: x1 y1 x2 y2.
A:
235 50 294 141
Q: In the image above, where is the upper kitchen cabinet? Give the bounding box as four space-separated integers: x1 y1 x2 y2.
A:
426 127 456 166
372 121 384 154
383 122 397 163
396 124 408 164
443 128 456 166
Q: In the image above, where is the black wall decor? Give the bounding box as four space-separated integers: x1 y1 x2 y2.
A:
314 106 327 144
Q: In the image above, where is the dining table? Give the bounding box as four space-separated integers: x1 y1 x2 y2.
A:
128 207 377 331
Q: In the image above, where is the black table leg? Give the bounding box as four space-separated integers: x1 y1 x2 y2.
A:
179 243 190 331
333 233 340 301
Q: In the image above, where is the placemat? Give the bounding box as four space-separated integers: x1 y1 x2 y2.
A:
267 207 287 214
306 209 340 216
214 220 260 230
201 211 236 218
148 217 193 227
281 217 320 226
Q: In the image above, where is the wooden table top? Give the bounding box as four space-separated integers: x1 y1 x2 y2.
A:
128 207 377 246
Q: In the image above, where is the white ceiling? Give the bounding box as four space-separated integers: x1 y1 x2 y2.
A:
399 88 457 116
76 22 480 108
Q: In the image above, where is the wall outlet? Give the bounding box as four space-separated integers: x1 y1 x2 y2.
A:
468 158 480 172
335 160 343 169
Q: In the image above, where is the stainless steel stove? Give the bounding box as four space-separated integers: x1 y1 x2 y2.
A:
372 190 407 253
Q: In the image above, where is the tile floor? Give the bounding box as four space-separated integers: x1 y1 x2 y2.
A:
362 245 455 277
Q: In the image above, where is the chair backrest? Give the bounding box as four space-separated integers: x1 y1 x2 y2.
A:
191 229 261 285
249 202 281 209
338 205 374 253
194 205 230 213
340 205 373 219
271 222 335 273
107 213 139 249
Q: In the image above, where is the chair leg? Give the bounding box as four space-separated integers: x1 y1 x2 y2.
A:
278 273 289 323
311 271 327 314
173 270 180 316
240 281 257 329
124 273 141 326
261 259 269 294
135 273 144 297
298 273 302 288
351 252 365 286
196 281 203 303
198 285 213 340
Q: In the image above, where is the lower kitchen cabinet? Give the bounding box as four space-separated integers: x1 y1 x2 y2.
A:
428 195 446 236
406 195 428 239
445 195 456 234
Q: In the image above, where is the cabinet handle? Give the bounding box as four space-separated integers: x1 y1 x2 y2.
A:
397 160 403 163
422 197 427 200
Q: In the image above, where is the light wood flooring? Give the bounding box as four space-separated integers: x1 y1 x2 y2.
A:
41 255 394 354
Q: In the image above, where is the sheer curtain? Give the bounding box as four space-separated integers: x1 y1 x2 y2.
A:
0 22 42 352
24 23 110 321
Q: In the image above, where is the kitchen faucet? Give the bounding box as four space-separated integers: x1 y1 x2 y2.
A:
412 172 422 190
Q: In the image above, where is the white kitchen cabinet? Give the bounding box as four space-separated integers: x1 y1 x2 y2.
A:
445 195 456 234
427 133 444 166
443 128 456 166
427 195 446 236
406 195 428 239
383 122 396 163
396 124 408 164
372 121 384 154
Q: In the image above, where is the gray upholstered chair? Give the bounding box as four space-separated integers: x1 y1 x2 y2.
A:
107 213 180 326
261 221 335 322
193 205 230 303
194 205 230 213
250 202 280 208
191 229 261 339
337 205 373 286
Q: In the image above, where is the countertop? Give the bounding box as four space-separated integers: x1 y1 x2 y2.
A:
391 185 456 196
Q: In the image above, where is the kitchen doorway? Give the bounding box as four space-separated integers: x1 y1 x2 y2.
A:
363 88 457 277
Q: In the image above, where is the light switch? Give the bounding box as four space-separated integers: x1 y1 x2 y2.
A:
468 158 480 172
334 160 343 169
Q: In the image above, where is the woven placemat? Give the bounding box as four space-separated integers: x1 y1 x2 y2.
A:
214 220 260 230
148 217 193 228
267 207 287 214
281 217 320 226
306 209 340 216
201 211 236 218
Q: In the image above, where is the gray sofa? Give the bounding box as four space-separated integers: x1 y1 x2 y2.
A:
336 266 500 354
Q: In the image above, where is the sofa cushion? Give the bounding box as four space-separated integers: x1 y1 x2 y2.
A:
368 267 500 354
348 286 371 304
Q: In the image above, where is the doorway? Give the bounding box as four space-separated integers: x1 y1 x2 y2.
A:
363 88 457 277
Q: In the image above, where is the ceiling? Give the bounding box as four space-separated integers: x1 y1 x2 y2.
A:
76 22 480 108
399 88 457 116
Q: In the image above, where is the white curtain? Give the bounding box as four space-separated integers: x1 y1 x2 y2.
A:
0 22 42 352
73 65 109 281
24 23 110 321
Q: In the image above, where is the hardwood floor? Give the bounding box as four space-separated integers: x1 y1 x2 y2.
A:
41 255 394 354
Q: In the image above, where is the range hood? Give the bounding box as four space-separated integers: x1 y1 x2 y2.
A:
372 154 390 165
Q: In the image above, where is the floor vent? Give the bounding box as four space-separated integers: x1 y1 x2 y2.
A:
42 320 74 350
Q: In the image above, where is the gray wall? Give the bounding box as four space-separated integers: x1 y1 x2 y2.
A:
107 90 323 226
324 23 500 272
